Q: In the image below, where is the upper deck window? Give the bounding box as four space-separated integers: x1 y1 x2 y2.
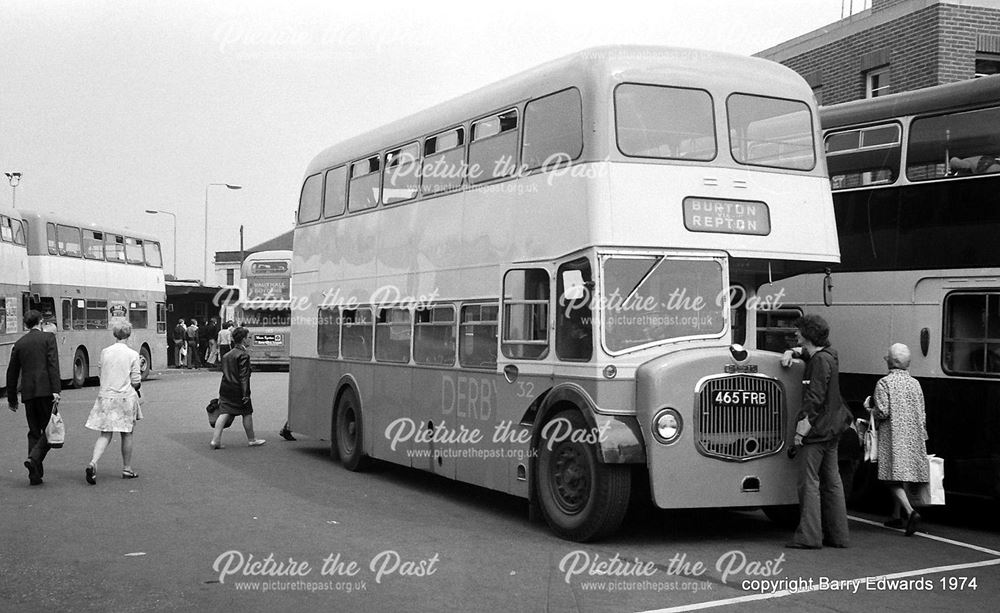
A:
615 84 716 161
298 173 322 223
825 124 901 189
125 237 145 265
469 110 518 184
422 127 465 196
57 224 82 257
0 216 14 243
323 166 347 218
522 88 583 171
11 218 25 245
728 94 815 171
349 156 381 212
106 234 126 263
144 241 163 268
907 106 1000 182
383 142 420 204
83 230 105 260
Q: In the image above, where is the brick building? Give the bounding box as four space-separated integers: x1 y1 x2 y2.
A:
756 0 1000 105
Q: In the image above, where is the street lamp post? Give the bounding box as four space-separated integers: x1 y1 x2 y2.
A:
145 209 178 277
5 172 21 208
204 183 242 284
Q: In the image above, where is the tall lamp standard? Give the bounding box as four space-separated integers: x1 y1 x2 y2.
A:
5 172 21 208
204 183 242 284
145 209 178 278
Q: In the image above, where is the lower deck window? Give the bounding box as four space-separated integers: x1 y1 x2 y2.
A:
943 292 1000 376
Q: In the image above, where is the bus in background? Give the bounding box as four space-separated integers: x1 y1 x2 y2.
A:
18 210 168 386
0 212 29 380
289 46 839 540
765 75 1000 501
236 250 292 368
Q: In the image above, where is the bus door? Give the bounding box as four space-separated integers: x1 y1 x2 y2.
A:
490 267 557 495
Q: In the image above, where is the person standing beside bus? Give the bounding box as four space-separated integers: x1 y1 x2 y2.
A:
867 343 928 536
210 326 265 449
6 309 62 486
172 319 187 368
781 314 852 549
204 317 220 367
84 321 142 484
185 318 200 369
217 320 233 359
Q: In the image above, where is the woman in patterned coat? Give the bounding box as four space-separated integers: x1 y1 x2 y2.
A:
868 343 928 536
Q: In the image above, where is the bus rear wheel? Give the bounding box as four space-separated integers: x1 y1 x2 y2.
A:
72 349 89 388
139 346 152 380
536 410 631 542
333 389 368 471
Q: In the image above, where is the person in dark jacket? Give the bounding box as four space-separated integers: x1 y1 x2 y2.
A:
6 309 62 485
781 314 852 549
210 327 265 449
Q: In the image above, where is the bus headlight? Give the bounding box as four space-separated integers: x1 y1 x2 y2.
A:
652 408 682 445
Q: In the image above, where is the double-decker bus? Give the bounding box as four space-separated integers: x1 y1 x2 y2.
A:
288 46 839 540
1 211 29 380
18 210 168 386
236 250 292 367
767 75 1000 501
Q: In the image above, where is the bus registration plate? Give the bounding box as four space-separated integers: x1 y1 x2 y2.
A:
712 390 769 407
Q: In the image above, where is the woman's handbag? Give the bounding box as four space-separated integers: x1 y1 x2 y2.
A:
912 455 946 506
45 404 66 449
862 414 878 463
206 398 234 429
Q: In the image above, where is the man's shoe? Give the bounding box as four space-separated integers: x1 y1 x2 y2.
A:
279 427 296 441
905 511 921 536
822 540 848 548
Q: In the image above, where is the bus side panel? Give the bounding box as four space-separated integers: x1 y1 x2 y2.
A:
367 362 414 468
288 356 341 442
450 370 510 495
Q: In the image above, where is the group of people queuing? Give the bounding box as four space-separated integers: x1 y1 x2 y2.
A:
6 309 277 487
172 317 233 369
781 314 930 549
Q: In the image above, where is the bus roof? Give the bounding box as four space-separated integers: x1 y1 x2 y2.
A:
17 208 161 243
305 45 813 176
820 75 1000 129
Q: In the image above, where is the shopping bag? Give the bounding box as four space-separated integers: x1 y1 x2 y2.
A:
911 455 946 506
927 454 945 505
860 416 878 463
45 406 66 449
206 398 234 429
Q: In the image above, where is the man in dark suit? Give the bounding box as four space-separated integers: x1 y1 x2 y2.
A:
6 309 62 485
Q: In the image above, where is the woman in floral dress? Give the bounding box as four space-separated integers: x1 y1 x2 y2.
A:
85 321 143 484
869 343 929 536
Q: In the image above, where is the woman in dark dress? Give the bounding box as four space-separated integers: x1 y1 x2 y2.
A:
210 327 265 449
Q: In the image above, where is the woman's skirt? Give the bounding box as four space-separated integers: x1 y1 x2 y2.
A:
86 394 141 433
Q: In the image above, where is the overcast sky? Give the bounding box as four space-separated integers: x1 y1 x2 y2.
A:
0 0 853 281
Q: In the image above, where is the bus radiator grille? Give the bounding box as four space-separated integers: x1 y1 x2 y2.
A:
695 375 785 462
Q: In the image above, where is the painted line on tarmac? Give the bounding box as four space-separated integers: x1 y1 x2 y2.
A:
637 557 1000 613
848 514 1000 556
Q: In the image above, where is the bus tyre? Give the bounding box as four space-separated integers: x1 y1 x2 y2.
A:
72 349 89 388
762 504 800 528
334 389 368 471
536 410 631 542
139 346 152 381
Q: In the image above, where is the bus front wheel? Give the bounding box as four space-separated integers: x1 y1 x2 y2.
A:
333 389 368 471
536 410 631 542
139 346 152 380
72 349 89 388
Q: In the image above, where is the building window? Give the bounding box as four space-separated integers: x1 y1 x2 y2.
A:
866 67 890 98
975 56 1000 78
226 269 234 285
